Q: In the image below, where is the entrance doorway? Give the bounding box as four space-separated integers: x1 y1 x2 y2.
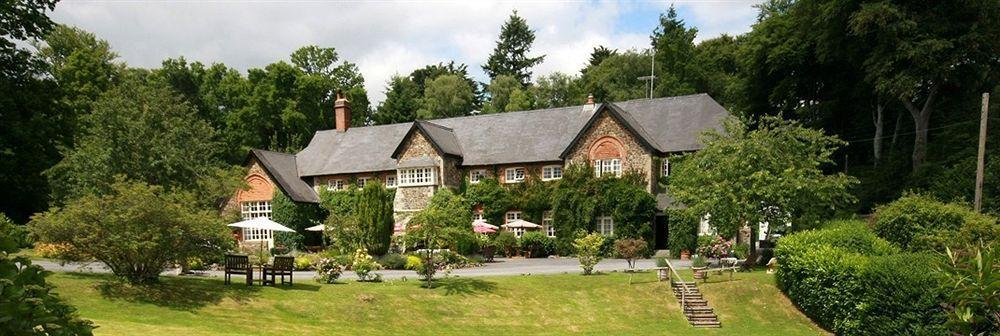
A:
653 214 668 250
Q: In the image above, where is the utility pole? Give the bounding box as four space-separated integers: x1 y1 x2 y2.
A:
638 49 656 99
975 93 990 212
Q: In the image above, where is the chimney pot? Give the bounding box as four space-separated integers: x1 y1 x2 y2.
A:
586 94 594 104
583 93 596 112
334 91 351 132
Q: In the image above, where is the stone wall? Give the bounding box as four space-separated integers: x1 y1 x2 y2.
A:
394 131 443 213
564 111 654 191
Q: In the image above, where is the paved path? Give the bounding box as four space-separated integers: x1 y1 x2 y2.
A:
32 257 692 281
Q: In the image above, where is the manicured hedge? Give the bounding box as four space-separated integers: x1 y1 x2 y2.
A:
872 194 999 252
775 221 947 335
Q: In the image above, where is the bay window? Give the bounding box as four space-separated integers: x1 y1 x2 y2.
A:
398 167 435 186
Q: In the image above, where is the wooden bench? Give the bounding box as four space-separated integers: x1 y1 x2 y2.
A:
224 254 253 285
264 256 294 286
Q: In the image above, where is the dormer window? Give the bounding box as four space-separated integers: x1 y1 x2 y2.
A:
504 167 525 183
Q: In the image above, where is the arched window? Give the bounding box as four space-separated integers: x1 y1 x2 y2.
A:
589 136 624 177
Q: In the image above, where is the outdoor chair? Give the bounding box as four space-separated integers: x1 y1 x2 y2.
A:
224 254 253 285
264 256 294 286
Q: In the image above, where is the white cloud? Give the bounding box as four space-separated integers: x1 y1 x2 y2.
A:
49 0 760 104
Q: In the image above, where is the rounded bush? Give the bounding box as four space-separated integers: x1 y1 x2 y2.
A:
775 221 947 336
872 194 968 250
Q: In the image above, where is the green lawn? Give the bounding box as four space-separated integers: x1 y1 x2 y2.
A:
47 270 827 335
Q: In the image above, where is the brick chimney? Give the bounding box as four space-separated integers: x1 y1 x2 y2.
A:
334 91 351 132
583 93 596 112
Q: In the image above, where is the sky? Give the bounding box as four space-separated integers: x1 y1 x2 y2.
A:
50 0 763 104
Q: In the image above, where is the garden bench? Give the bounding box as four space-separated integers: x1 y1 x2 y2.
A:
264 256 294 286
224 254 253 285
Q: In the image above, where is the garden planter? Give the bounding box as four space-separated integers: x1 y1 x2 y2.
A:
692 267 708 280
680 250 691 260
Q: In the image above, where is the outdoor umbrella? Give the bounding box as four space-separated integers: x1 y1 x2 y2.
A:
227 217 296 232
305 224 326 232
473 225 497 234
500 219 542 229
472 219 499 230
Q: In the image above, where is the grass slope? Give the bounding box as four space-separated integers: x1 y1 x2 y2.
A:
47 270 826 335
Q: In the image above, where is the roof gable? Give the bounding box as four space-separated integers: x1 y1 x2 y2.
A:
559 102 663 159
390 120 463 160
246 149 319 203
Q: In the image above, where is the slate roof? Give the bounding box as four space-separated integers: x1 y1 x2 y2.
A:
248 149 319 203
391 120 463 159
296 94 728 178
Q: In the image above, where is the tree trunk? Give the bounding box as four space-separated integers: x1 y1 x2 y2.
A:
872 99 885 165
890 109 903 152
901 84 940 171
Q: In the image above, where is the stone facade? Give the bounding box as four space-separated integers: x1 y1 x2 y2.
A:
223 158 276 215
394 131 443 213
564 110 654 191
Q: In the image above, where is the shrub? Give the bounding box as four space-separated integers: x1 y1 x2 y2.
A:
574 233 605 275
696 235 733 258
405 255 422 270
666 208 698 254
776 221 948 335
294 256 315 271
273 231 303 254
271 190 325 246
1 213 33 249
495 231 518 256
34 242 88 261
733 243 750 259
29 180 231 284
1 213 95 335
351 248 382 282
187 257 206 271
519 231 555 257
940 244 1000 335
379 253 408 270
873 194 999 252
614 238 648 269
315 258 343 284
598 234 617 258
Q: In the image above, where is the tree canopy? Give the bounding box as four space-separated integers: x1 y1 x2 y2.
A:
482 10 545 86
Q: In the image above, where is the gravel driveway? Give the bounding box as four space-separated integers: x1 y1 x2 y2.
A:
32 257 693 281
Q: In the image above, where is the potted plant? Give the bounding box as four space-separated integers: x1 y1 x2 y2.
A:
680 249 691 260
691 255 708 280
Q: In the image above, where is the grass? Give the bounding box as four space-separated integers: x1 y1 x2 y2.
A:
47 270 827 335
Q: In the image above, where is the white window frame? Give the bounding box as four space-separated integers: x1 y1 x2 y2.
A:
662 158 670 177
469 169 487 184
542 211 555 237
504 167 526 183
385 175 397 188
510 227 526 238
542 165 563 181
505 211 522 224
326 179 345 191
357 177 370 188
597 215 614 236
593 159 622 177
240 201 273 243
398 167 436 187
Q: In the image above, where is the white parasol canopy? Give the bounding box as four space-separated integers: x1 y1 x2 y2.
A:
227 217 296 232
472 219 499 230
305 224 326 232
500 219 542 229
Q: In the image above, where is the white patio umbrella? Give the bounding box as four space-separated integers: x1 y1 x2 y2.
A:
500 219 542 229
227 217 296 232
305 224 326 232
472 219 499 230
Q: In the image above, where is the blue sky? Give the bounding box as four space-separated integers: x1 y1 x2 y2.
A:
49 1 762 104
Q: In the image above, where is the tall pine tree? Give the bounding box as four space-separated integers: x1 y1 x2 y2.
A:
650 5 700 96
482 10 545 86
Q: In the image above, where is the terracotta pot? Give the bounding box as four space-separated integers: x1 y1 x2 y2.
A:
680 250 691 260
692 266 707 279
